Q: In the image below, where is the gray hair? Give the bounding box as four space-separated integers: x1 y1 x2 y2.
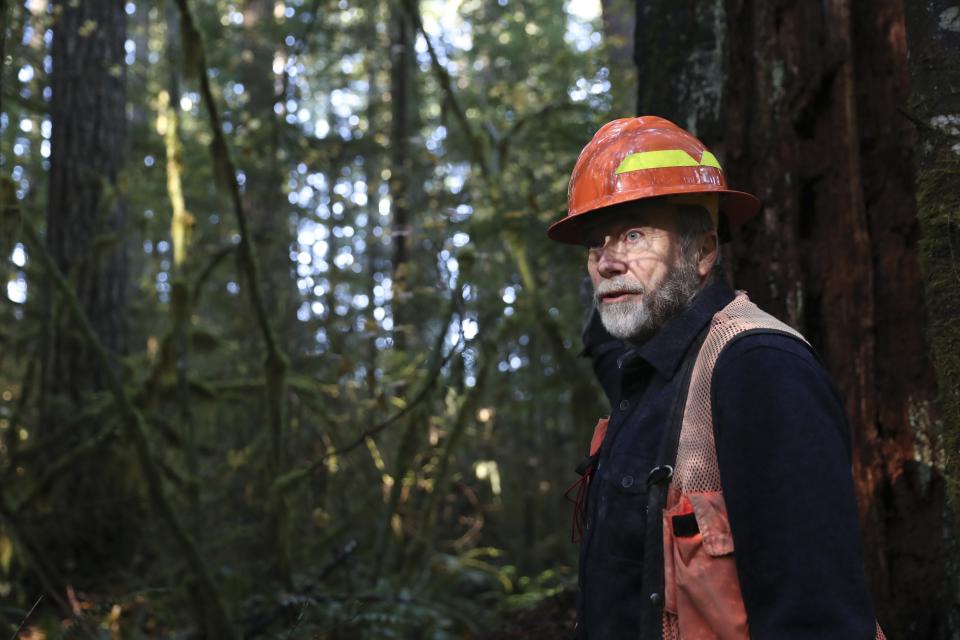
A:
675 204 724 281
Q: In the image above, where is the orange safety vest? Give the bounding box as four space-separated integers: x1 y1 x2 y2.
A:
578 292 886 640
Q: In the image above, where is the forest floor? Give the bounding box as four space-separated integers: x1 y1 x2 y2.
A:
482 589 577 639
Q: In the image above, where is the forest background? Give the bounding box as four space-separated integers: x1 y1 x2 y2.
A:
1 0 959 637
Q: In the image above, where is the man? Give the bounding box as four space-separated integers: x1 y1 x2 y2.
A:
548 117 881 639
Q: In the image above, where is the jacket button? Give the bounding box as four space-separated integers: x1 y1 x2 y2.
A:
650 592 663 607
621 475 634 488
619 399 629 410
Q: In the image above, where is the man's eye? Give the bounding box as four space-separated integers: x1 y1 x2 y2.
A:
625 230 643 242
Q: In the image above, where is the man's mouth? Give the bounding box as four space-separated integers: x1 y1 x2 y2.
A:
599 290 642 304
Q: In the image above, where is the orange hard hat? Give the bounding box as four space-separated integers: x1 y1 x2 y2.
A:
547 116 761 244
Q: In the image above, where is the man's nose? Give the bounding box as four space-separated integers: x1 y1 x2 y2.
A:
597 249 627 278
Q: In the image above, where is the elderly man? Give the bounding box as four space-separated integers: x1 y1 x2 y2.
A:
548 117 881 640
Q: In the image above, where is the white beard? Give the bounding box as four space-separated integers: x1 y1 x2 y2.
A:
595 258 702 343
597 295 651 340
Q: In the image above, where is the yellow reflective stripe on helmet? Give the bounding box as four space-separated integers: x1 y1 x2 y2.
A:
699 151 722 169
615 149 723 174
615 150 697 173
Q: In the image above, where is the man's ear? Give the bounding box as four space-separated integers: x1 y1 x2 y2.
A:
696 232 719 278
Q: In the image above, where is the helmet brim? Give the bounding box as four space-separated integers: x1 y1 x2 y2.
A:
546 188 762 245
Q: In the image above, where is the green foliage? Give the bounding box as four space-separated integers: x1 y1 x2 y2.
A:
252 548 573 639
0 0 615 636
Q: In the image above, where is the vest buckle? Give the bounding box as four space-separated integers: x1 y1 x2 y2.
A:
647 464 674 487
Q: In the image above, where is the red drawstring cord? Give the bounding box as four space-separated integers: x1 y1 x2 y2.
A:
565 465 595 543
566 417 608 544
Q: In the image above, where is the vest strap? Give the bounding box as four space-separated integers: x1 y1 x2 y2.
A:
640 323 710 640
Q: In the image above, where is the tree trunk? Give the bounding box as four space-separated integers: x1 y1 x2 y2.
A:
236 0 297 584
0 0 8 119
38 0 131 582
240 0 293 320
634 0 953 635
599 0 637 117
905 0 960 633
42 0 128 425
388 0 416 349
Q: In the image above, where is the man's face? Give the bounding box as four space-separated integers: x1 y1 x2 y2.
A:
585 204 702 342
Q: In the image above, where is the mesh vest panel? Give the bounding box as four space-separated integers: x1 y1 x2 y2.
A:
673 293 805 496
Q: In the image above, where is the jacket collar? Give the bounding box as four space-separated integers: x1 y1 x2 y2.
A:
617 280 736 379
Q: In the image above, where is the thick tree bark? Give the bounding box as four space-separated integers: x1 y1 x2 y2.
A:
634 0 953 635
36 0 131 585
41 0 128 422
633 0 726 140
905 0 960 633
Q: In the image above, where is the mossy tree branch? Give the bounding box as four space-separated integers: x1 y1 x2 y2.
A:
269 291 463 501
371 287 464 582
20 218 237 639
404 0 595 438
405 319 504 570
159 74 201 518
173 0 293 579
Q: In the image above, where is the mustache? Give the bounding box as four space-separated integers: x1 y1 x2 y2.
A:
594 277 645 304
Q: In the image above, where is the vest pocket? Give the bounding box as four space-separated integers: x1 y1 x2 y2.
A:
662 491 749 639
600 456 651 565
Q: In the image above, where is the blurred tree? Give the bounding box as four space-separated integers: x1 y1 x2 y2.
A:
36 0 136 582
41 0 128 425
386 0 417 350
237 0 299 326
599 0 636 117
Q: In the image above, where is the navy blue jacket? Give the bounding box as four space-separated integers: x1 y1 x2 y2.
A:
576 280 876 639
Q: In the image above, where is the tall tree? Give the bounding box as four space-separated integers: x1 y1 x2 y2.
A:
387 0 417 349
599 0 637 117
41 0 128 420
239 0 294 319
35 0 132 580
632 0 953 636
906 0 960 627
0 0 8 119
